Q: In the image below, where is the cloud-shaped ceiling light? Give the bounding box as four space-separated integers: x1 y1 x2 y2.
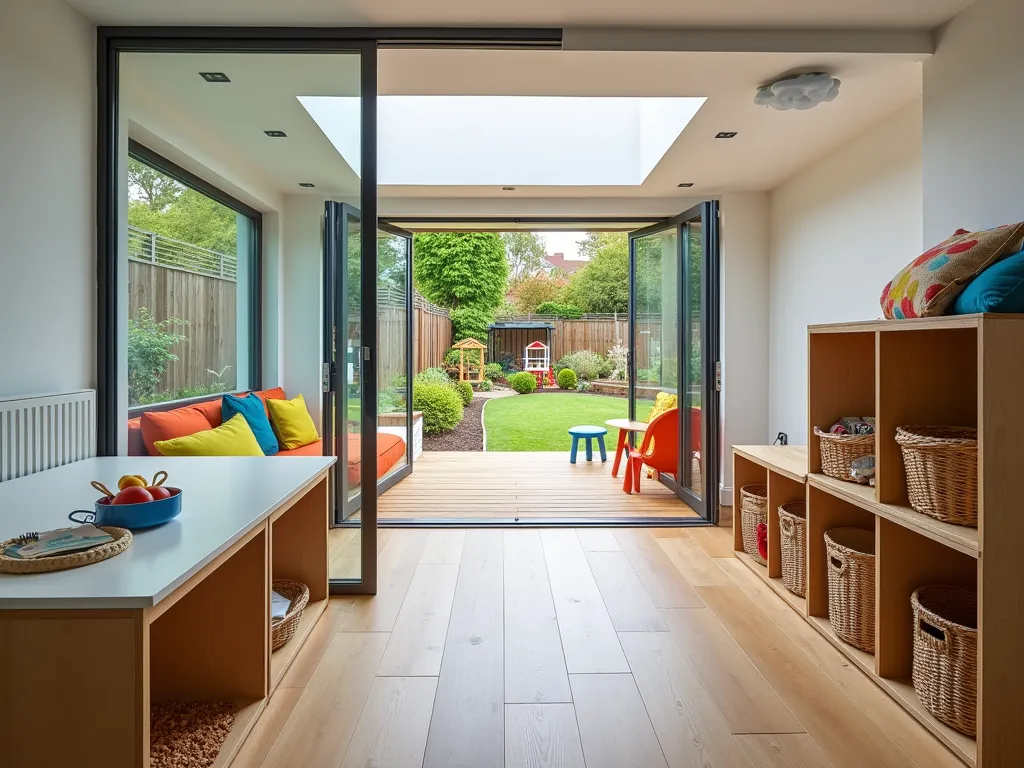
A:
755 72 841 111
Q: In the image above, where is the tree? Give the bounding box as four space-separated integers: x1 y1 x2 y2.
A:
563 233 629 313
449 305 494 343
511 272 565 313
501 232 548 284
412 232 508 310
128 157 182 211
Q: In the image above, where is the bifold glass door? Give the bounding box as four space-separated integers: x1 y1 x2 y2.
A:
628 202 720 521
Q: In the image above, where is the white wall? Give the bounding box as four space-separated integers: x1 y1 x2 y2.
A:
280 196 325 423
768 100 923 442
0 0 95 398
922 0 1024 243
719 192 770 503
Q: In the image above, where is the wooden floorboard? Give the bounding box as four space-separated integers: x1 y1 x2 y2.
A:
243 528 965 768
422 531 505 768
541 530 630 674
377 452 698 520
505 703 587 768
504 530 572 704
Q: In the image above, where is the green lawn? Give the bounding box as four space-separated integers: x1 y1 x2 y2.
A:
484 393 654 452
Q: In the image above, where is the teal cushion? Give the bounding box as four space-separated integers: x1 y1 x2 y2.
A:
952 249 1024 314
222 393 279 455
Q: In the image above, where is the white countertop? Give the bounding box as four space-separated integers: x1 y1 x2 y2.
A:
0 456 335 610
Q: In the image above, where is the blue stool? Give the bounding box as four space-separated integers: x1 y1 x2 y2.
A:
568 425 608 464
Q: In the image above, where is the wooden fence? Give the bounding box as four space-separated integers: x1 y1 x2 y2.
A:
128 260 237 397
489 317 662 369
413 294 452 372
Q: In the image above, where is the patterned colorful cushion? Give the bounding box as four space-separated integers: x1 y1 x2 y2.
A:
880 223 1024 319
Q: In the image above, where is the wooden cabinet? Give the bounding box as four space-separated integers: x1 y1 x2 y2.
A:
734 314 1024 768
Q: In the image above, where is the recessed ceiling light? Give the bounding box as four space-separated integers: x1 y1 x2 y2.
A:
715 131 738 139
502 187 516 191
199 72 230 83
299 182 315 188
264 130 287 138
677 182 694 188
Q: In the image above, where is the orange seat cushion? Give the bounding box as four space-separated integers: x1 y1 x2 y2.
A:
140 407 215 456
345 432 405 487
276 439 324 457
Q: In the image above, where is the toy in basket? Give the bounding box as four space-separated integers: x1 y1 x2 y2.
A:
69 471 182 530
814 416 875 484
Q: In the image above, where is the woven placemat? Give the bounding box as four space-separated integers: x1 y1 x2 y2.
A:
151 700 235 768
0 526 132 574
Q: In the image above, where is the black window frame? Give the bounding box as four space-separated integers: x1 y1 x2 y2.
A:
123 140 263 420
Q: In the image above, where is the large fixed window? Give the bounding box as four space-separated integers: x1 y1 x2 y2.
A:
125 143 260 410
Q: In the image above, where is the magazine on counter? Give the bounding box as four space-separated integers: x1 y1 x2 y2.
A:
4 524 114 560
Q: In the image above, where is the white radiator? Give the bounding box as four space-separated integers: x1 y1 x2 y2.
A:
0 390 96 482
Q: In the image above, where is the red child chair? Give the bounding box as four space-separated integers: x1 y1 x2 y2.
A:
623 407 679 494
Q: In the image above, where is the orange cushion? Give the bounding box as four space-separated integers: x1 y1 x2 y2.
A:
140 407 214 456
127 418 146 456
276 439 324 457
191 398 224 428
345 433 405 487
255 387 287 418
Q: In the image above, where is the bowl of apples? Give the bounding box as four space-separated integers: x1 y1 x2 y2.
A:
70 471 182 530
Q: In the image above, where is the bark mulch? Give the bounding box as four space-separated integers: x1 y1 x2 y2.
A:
423 397 484 452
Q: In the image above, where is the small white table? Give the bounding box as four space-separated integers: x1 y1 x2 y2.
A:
0 456 335 768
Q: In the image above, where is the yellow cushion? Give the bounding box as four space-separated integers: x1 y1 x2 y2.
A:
153 413 264 457
267 394 320 450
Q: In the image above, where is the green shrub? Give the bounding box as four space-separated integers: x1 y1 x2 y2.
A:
535 301 582 319
456 381 474 406
414 366 454 388
556 368 578 390
507 371 537 394
128 308 188 406
443 348 462 366
484 363 504 381
413 382 464 434
476 380 493 392
555 350 604 381
450 305 494 343
598 356 615 379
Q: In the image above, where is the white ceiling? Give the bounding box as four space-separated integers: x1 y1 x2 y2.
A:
70 0 971 30
121 48 922 207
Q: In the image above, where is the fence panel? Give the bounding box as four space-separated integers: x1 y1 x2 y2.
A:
414 296 452 372
128 260 237 396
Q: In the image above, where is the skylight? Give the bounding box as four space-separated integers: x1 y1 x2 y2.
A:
298 96 706 186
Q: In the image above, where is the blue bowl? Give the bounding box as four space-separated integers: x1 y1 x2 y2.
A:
70 488 182 530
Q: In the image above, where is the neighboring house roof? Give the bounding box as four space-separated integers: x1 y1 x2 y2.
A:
544 252 588 274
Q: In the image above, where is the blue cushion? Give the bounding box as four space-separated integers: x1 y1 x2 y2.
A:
952 249 1024 314
222 393 279 455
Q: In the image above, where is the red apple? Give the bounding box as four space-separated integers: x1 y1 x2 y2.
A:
113 486 153 505
147 485 172 501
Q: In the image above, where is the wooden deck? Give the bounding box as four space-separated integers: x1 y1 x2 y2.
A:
372 451 699 521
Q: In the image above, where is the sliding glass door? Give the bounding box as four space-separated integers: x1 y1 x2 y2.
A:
628 202 720 521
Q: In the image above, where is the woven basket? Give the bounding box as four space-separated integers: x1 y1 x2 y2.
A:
778 502 807 597
0 526 132 574
740 484 768 566
911 585 978 737
896 426 978 527
814 427 874 483
825 528 876 653
271 579 309 651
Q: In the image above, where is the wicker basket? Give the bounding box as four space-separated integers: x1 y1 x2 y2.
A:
912 586 978 736
271 579 310 651
814 427 874 482
740 484 768 566
778 502 807 597
825 528 876 653
896 426 978 527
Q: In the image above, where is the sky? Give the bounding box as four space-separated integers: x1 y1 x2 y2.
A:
542 232 586 261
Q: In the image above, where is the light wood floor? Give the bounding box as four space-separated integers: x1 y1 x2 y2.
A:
243 527 958 768
371 451 699 520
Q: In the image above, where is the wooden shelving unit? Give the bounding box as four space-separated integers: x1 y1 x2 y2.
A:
733 314 1024 768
